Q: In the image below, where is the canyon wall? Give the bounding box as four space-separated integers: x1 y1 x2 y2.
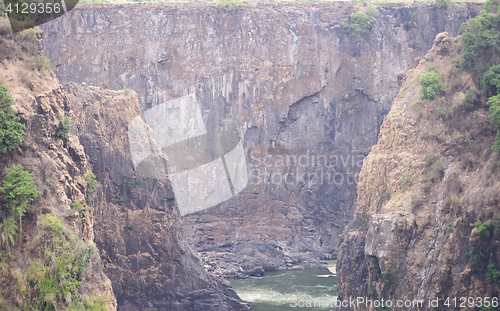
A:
1 29 248 311
337 32 500 310
40 2 482 276
0 32 117 310
63 83 250 310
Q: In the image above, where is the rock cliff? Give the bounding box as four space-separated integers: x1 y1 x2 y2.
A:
337 32 500 310
64 83 250 310
40 2 483 276
0 30 117 310
0 28 249 311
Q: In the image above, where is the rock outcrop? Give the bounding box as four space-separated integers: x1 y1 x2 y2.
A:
64 83 250 310
337 32 500 310
40 2 483 276
0 31 117 311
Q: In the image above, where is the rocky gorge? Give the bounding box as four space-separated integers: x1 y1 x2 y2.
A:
40 2 483 282
1 1 495 310
337 12 500 311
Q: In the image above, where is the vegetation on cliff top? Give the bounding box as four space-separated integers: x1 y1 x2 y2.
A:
215 0 244 10
342 4 379 38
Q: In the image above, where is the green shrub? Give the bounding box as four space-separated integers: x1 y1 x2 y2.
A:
365 4 379 17
403 12 418 30
485 0 500 13
411 195 423 208
0 217 18 255
493 214 500 238
0 165 39 245
84 171 96 205
434 158 445 172
400 174 412 191
71 202 84 213
459 8 500 70
483 64 500 98
57 115 72 140
38 56 51 71
463 89 480 111
381 266 397 298
124 222 134 231
447 221 454 230
420 72 443 100
467 246 485 269
126 180 139 192
342 12 377 38
0 85 26 154
425 153 435 166
464 133 475 151
216 0 244 11
436 105 449 119
73 243 96 279
428 63 438 73
421 181 431 192
485 263 500 283
486 94 500 152
411 100 421 111
460 32 478 69
436 0 450 8
425 157 445 182
21 214 108 311
475 220 490 237
450 195 461 207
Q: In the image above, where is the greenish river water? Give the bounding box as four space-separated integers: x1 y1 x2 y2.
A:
230 267 337 311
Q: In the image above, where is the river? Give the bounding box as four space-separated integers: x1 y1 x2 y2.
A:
230 267 337 311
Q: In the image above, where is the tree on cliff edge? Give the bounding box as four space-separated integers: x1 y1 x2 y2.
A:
0 165 39 244
0 85 26 153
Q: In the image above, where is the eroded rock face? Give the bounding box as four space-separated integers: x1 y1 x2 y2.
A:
337 33 500 310
64 84 250 311
0 53 117 311
41 2 482 276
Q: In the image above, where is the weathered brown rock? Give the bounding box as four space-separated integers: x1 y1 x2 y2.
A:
65 84 250 311
337 33 500 310
0 44 117 311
